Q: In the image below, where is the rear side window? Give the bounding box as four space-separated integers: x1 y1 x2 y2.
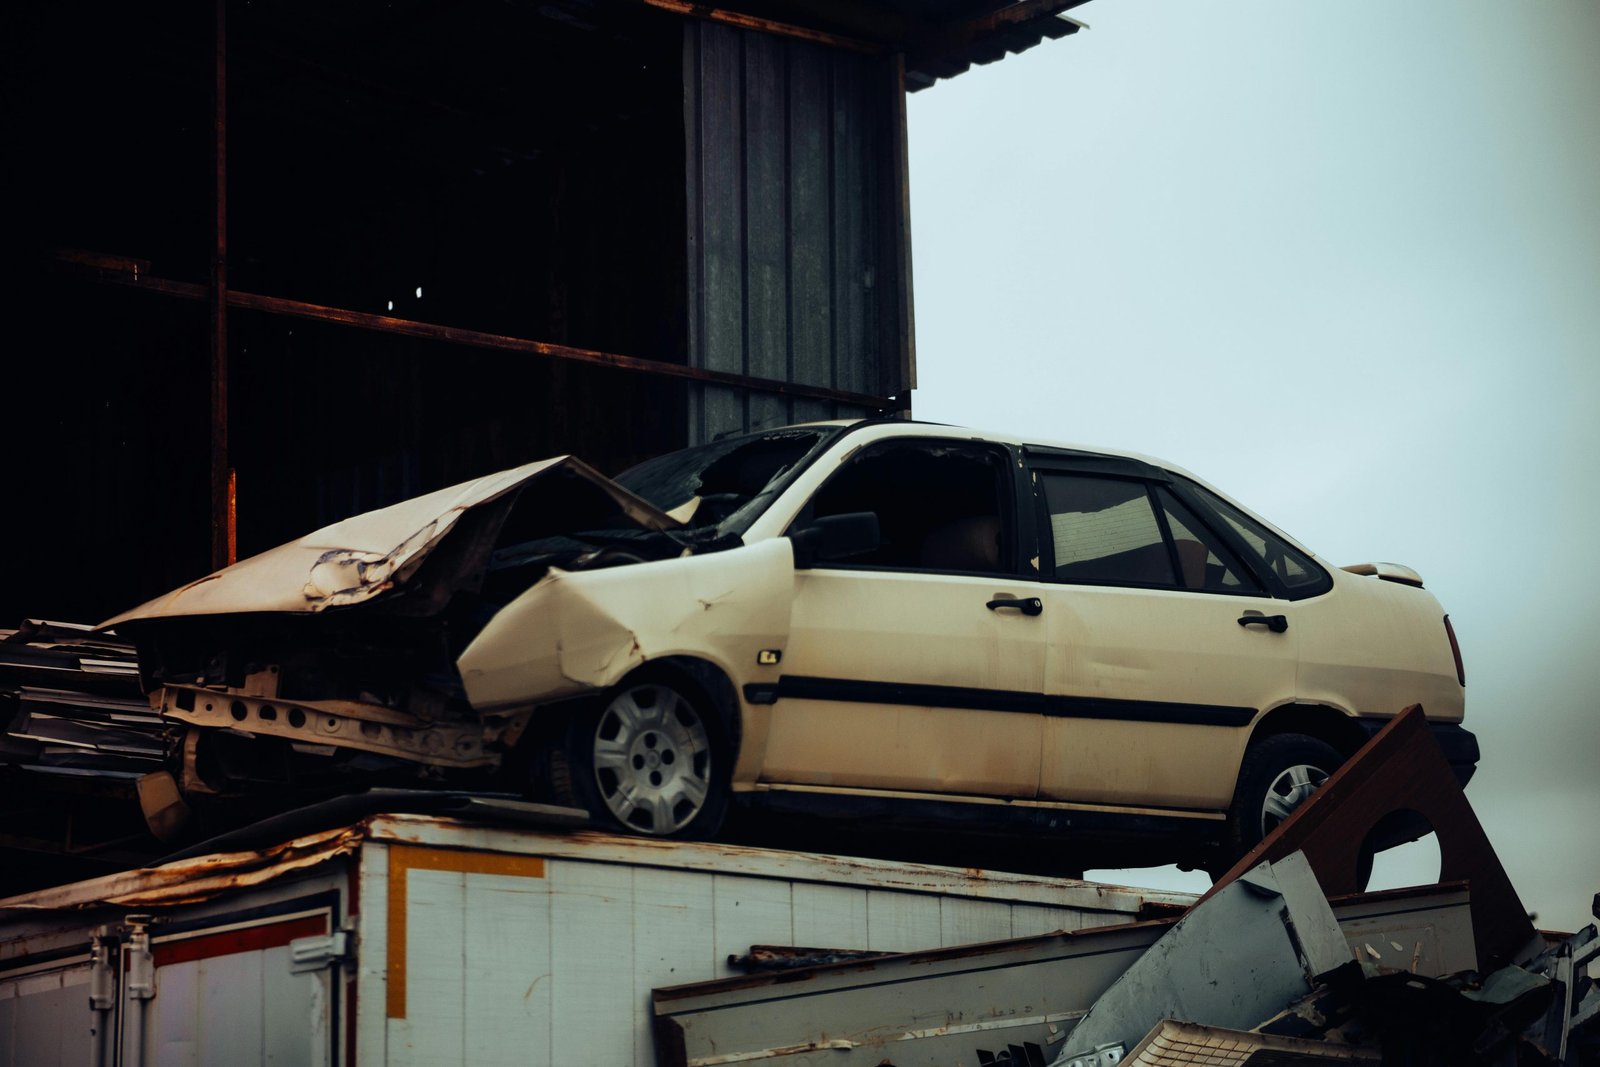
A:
1186 482 1331 597
1156 489 1261 593
1041 475 1173 586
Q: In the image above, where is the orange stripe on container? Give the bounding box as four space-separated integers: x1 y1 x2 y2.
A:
385 844 546 1019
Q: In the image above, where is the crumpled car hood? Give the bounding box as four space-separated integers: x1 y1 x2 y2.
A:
101 456 679 628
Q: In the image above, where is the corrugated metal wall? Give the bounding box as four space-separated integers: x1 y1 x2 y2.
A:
684 22 912 443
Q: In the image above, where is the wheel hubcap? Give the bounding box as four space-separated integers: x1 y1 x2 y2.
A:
591 684 711 835
1260 763 1329 837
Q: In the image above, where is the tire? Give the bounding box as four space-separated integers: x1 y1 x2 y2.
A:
549 670 730 839
1223 733 1342 862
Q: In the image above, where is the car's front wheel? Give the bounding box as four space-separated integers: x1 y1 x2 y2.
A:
550 671 730 839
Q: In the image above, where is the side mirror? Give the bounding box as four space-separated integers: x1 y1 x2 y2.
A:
789 512 880 569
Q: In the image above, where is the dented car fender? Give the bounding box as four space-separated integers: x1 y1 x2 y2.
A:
456 537 795 761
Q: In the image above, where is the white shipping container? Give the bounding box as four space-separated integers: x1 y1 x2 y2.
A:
0 813 1192 1067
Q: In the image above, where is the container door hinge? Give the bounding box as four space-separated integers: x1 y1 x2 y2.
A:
290 928 356 973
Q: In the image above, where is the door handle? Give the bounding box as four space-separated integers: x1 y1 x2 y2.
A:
1237 613 1288 633
988 596 1043 617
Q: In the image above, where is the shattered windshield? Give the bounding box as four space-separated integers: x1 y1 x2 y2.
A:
615 425 845 534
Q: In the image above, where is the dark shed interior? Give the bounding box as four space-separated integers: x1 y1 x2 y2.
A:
2 0 1083 625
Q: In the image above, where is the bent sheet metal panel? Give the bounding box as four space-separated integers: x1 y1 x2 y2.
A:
457 537 794 710
99 455 675 625
650 881 1477 1067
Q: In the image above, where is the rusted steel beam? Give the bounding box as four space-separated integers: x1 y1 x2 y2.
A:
639 0 882 54
211 0 234 569
50 254 897 411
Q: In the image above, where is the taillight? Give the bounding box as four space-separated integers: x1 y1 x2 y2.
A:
1443 615 1465 686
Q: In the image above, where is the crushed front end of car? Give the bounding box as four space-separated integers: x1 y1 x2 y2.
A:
103 457 703 812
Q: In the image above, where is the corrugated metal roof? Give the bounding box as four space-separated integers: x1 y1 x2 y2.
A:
661 0 1094 89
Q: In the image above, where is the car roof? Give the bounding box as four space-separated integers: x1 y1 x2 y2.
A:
820 418 1206 483
813 418 1320 559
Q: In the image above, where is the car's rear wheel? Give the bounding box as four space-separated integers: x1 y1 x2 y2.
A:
1224 733 1342 861
549 671 730 839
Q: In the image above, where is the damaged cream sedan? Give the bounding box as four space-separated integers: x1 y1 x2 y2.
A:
105 421 1476 867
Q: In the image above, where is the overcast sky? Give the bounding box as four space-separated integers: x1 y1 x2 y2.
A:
906 1 1600 931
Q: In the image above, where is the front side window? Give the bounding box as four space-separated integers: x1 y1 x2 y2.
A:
1041 475 1173 586
795 440 1013 574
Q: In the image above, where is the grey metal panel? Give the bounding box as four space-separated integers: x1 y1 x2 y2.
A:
788 40 836 425
686 22 902 441
0 966 91 1067
688 22 747 440
744 31 790 433
831 49 876 399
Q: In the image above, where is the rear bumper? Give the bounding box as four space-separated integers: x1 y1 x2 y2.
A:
1356 717 1479 789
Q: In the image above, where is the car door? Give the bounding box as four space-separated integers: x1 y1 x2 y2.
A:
1028 456 1299 811
757 437 1048 798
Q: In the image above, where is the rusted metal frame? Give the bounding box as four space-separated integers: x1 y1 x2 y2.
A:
640 0 882 54
53 257 896 410
906 0 1091 69
211 0 235 570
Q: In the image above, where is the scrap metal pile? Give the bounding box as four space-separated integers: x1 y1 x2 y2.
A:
651 710 1599 1067
2 624 1596 1065
0 620 166 885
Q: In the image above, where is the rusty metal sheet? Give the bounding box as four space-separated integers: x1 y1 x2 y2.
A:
0 824 363 913
1200 704 1539 973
